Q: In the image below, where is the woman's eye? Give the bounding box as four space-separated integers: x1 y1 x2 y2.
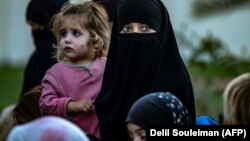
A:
121 25 131 33
141 25 150 32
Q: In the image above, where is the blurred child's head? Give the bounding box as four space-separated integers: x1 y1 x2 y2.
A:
13 85 42 125
222 72 250 124
7 116 90 141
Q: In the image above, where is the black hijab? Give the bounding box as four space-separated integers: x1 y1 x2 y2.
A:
126 92 192 129
95 0 196 140
93 0 119 22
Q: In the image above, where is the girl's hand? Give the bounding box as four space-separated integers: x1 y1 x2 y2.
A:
67 99 93 114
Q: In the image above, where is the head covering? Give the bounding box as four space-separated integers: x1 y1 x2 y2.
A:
94 0 195 140
126 92 192 129
7 116 90 141
93 0 119 22
26 0 66 27
117 0 162 32
22 0 62 94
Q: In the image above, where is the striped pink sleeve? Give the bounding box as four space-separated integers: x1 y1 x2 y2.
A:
39 67 72 118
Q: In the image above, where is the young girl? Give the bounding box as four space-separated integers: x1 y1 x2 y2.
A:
39 1 110 140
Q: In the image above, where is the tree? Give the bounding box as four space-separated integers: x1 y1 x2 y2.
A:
192 0 250 18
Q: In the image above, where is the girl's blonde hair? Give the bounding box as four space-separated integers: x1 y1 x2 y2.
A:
51 1 110 61
222 72 250 124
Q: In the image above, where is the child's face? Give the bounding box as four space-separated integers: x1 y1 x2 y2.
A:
127 123 146 141
59 19 91 63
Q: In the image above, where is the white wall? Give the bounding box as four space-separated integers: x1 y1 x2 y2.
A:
0 0 34 67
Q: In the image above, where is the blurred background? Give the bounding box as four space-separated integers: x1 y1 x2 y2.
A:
0 0 250 121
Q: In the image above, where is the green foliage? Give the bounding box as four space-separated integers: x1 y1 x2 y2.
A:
0 66 23 112
186 33 250 120
188 63 234 120
188 34 250 77
192 0 250 18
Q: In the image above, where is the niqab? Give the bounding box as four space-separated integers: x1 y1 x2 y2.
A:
95 0 196 140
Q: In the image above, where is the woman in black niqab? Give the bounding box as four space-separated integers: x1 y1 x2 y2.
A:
94 0 196 140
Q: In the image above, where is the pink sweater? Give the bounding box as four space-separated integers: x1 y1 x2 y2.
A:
39 57 106 139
